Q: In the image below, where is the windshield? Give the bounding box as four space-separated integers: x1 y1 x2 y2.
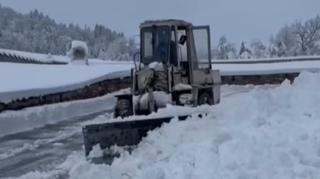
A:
141 26 170 65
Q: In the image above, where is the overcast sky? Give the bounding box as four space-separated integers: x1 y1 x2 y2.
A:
1 0 319 46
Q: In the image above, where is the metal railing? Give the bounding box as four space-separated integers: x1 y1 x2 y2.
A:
210 56 320 64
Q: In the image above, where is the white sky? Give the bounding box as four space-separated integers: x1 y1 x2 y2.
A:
0 0 319 46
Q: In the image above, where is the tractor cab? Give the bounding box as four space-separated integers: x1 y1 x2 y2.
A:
137 20 213 85
116 19 220 117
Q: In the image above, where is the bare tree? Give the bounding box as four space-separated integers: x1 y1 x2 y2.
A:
274 26 297 56
292 16 320 55
273 16 320 56
251 40 268 58
214 36 237 59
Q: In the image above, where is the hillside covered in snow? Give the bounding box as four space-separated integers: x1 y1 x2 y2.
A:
0 4 135 61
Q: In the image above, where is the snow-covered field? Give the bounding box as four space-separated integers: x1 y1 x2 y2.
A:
0 62 132 93
0 62 132 103
7 71 320 179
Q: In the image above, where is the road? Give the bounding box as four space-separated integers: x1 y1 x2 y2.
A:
0 85 263 178
0 110 112 178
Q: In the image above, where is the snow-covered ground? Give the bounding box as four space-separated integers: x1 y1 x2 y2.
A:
2 57 320 94
0 85 254 178
0 92 117 137
2 58 320 103
0 62 132 103
5 71 320 179
0 62 132 93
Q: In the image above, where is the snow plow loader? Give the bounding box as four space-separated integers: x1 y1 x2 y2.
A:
82 20 221 157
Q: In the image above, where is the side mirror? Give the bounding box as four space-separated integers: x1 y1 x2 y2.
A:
179 35 187 45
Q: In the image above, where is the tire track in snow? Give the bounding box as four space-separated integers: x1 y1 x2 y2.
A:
0 110 112 178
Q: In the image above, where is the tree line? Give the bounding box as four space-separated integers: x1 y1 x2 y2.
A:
213 15 320 59
0 4 319 60
0 4 136 61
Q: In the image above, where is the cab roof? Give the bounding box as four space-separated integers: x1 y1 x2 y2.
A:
140 19 193 29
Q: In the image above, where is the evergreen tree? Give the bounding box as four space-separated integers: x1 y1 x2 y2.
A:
0 4 136 60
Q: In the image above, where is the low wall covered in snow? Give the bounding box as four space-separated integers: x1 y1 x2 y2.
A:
221 73 299 85
0 76 131 113
2 56 320 113
0 71 301 113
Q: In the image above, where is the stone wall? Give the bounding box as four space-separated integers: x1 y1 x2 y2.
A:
221 73 299 85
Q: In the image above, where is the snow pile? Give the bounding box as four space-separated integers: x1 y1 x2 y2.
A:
133 91 171 112
148 62 164 70
11 71 320 179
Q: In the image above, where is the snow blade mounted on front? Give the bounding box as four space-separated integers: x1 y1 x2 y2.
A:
82 115 190 156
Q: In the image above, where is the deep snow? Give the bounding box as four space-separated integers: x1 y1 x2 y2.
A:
0 85 254 178
7 71 320 179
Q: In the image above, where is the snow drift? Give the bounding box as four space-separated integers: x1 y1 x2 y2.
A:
11 71 320 179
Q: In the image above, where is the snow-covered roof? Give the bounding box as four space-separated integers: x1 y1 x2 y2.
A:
140 19 192 28
0 48 69 65
71 40 89 53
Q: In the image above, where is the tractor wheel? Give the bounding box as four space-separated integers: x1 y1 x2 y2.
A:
198 91 213 105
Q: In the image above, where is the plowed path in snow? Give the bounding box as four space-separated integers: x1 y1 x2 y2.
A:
0 85 262 178
0 110 112 178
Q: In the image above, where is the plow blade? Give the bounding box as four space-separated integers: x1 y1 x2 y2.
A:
82 115 189 156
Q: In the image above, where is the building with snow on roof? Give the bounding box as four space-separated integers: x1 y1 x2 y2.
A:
68 40 89 65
